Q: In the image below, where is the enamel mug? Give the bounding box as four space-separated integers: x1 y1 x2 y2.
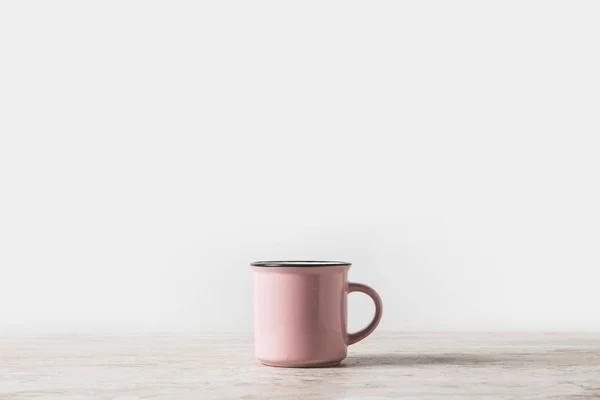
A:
252 260 383 367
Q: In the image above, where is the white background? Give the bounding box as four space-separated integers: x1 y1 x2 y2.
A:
1 1 599 333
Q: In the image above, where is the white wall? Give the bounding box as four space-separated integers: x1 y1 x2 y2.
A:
1 1 599 333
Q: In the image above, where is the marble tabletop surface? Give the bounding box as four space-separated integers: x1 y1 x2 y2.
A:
1 332 600 399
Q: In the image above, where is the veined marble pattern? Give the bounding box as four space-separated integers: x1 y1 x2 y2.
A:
1 333 600 399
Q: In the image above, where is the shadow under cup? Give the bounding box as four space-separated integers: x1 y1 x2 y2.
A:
252 260 383 368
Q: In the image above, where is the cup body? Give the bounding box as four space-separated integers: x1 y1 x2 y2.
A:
253 263 350 367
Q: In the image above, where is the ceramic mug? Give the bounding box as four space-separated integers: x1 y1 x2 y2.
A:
252 260 383 367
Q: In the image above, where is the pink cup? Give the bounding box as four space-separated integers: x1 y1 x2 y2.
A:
252 260 383 367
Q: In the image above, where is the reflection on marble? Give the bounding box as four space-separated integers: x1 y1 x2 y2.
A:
1 333 600 399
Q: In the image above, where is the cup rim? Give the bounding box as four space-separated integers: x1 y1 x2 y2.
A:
251 260 351 267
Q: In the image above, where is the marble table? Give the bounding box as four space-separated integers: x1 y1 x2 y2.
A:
1 333 599 399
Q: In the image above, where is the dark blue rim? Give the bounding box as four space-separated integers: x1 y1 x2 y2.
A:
251 260 351 267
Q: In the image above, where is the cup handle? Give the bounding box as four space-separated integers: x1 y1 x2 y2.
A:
348 282 383 345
